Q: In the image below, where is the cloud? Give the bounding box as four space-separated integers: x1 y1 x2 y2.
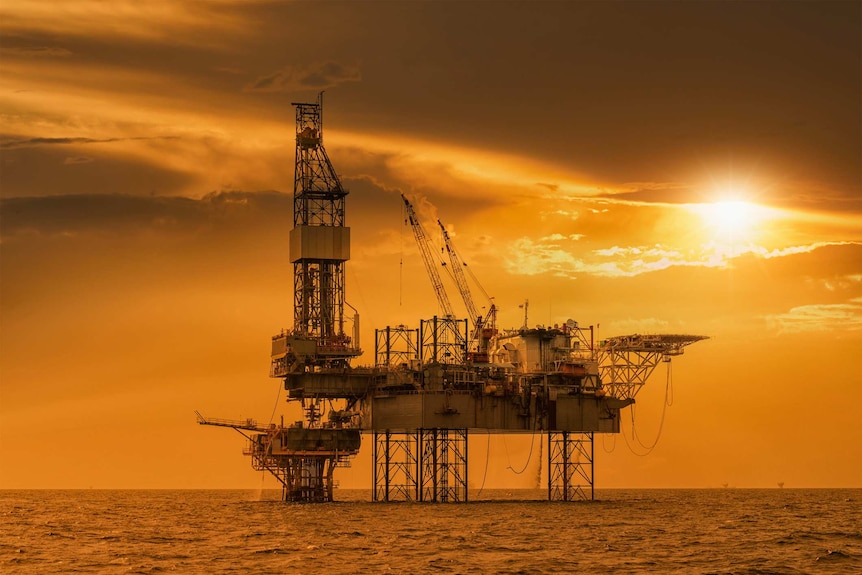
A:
503 236 862 279
505 237 585 278
504 236 696 279
543 209 579 220
1 137 122 149
0 191 290 240
1 144 197 198
0 136 177 150
247 61 361 93
0 1 250 46
757 241 862 259
765 301 862 333
594 182 695 204
5 46 73 58
63 156 95 165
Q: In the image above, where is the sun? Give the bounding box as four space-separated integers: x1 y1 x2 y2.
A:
688 198 776 242
706 201 758 234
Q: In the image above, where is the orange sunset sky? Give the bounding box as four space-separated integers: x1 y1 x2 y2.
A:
1 1 860 490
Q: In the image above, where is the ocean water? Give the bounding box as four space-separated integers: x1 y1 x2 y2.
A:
1 488 859 574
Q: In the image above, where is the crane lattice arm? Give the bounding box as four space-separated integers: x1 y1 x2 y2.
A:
402 195 455 317
438 220 481 330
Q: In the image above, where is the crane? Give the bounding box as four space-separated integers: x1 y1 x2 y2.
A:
402 194 455 318
438 220 481 329
438 219 498 361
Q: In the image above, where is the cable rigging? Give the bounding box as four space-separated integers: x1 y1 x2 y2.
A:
475 432 492 498
622 359 674 456
504 433 538 475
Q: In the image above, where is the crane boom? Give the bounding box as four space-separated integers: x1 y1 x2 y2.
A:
402 194 455 317
438 220 481 328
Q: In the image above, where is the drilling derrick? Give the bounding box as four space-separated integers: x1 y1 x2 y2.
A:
201 95 368 502
288 96 355 365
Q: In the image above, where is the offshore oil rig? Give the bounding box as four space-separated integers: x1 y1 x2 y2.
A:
198 96 706 502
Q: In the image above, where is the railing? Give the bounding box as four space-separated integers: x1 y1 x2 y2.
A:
195 411 261 431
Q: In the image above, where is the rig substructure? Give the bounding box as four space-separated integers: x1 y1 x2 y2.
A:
198 95 707 502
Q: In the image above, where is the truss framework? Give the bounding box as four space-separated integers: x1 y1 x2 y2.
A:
420 316 468 365
598 334 707 400
373 428 468 502
598 349 665 400
249 448 349 502
373 430 420 502
421 428 468 502
375 325 420 367
548 431 594 501
291 96 349 350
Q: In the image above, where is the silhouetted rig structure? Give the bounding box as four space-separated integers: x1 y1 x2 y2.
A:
198 96 706 502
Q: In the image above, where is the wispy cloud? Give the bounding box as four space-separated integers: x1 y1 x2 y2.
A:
248 61 361 93
63 156 94 165
0 0 249 46
5 46 73 58
765 300 862 333
504 237 862 279
0 136 177 150
756 242 862 259
0 191 289 240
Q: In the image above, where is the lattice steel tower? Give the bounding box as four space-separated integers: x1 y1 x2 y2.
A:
289 94 357 366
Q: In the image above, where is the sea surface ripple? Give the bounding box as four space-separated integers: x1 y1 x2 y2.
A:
2 488 859 574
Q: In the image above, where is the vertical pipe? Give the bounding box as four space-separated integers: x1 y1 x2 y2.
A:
353 312 359 350
562 432 569 501
464 428 469 502
372 431 377 501
414 430 421 502
384 431 391 502
431 430 440 501
464 320 468 362
386 326 391 367
433 316 439 363
420 320 425 363
547 432 552 501
590 432 595 501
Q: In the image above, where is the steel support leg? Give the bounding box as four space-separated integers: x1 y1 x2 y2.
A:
273 455 336 502
548 431 594 501
373 430 419 501
419 428 468 502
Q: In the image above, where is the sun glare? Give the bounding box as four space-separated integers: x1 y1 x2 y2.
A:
688 199 777 241
707 201 757 233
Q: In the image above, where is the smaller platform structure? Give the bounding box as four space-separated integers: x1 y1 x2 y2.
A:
196 412 361 502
